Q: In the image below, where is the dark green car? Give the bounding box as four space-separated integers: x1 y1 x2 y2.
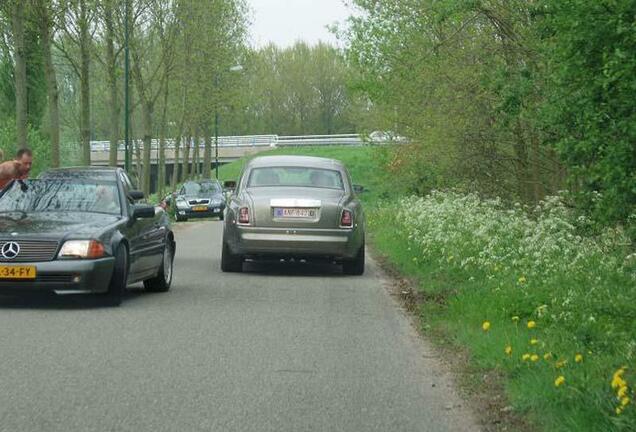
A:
0 167 175 306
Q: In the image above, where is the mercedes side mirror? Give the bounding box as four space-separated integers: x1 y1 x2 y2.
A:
132 204 155 219
129 190 145 201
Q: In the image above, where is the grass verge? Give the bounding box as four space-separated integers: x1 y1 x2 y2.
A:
211 145 636 431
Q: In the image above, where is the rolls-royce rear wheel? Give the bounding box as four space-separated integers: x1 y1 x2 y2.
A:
343 241 365 275
221 241 242 272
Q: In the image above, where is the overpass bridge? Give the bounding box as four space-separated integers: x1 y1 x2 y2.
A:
86 133 400 193
89 134 366 167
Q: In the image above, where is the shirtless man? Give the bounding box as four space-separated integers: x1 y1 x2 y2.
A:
93 184 121 213
0 148 33 190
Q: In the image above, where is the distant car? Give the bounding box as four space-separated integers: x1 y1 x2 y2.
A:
0 167 175 306
222 155 365 274
368 130 408 143
173 180 226 222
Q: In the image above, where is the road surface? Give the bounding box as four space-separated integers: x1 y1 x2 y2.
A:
0 220 479 432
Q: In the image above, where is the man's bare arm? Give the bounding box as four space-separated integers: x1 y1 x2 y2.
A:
0 161 20 182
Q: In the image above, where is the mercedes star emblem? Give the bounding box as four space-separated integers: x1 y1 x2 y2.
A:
1 242 20 260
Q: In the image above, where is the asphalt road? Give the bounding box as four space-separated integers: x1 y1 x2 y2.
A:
0 220 479 432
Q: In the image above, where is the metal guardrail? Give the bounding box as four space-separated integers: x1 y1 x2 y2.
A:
277 134 363 146
89 135 278 152
87 134 382 152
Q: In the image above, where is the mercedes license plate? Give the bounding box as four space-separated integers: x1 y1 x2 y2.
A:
0 265 36 279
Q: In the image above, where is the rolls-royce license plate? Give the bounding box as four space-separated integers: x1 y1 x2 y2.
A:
274 208 317 218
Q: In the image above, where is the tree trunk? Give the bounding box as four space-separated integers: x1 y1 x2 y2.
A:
11 0 28 149
79 0 91 165
104 0 119 167
193 128 200 178
514 122 531 202
182 132 191 179
530 133 544 203
135 136 142 184
141 100 153 196
39 0 60 166
172 134 181 188
158 78 169 197
203 124 211 179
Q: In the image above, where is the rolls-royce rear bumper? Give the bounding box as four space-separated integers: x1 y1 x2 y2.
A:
227 226 363 259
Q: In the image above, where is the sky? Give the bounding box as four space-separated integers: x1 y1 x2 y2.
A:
248 0 353 48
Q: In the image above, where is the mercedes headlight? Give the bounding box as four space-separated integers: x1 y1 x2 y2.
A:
58 240 105 259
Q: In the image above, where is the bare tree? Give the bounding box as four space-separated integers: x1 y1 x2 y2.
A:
33 0 61 166
56 0 96 165
130 0 177 195
5 0 28 149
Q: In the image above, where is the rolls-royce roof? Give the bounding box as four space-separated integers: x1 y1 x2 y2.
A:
246 155 345 170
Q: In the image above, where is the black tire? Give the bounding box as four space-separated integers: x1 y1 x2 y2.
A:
221 241 242 272
103 246 128 306
144 240 174 292
343 241 365 275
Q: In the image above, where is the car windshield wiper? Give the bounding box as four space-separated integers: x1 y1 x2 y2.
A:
0 210 28 220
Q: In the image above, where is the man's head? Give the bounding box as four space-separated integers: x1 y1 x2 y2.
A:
15 148 32 177
95 185 114 201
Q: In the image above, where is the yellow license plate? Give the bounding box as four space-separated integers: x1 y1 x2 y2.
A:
193 206 208 212
0 265 37 279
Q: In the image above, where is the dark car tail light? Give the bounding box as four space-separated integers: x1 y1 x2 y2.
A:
340 209 353 227
238 207 250 224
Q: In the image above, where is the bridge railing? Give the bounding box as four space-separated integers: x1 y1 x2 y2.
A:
90 135 278 152
277 134 363 146
88 133 413 152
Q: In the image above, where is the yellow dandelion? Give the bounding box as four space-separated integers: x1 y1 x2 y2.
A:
621 397 630 407
511 316 520 323
505 346 513 356
522 353 531 361
530 338 539 345
543 352 553 361
574 354 583 363
612 374 627 390
618 386 629 398
518 276 527 284
527 320 536 329
556 360 567 368
616 407 623 415
614 367 627 381
482 321 491 332
531 354 539 362
554 376 565 387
